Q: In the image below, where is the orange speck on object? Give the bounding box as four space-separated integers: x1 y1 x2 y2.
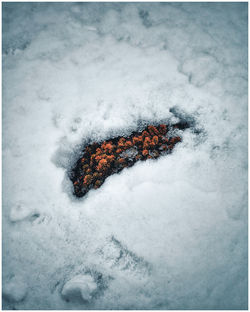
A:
96 158 108 172
101 141 107 150
96 148 102 155
106 155 115 163
149 141 156 148
83 174 92 185
125 140 133 148
118 138 126 148
169 136 181 144
85 147 91 153
94 180 102 189
99 158 108 165
82 164 89 170
132 136 139 145
95 155 102 162
118 158 126 165
142 130 150 138
162 138 169 144
119 138 126 144
152 136 159 145
170 136 181 143
148 125 159 136
72 122 187 197
143 143 150 150
159 124 167 134
105 143 113 153
132 136 143 146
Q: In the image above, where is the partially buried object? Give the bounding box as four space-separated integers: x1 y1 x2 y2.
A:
70 123 188 197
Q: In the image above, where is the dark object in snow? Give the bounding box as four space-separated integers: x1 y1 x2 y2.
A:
70 123 188 197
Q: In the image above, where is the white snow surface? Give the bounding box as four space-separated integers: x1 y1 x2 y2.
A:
3 276 28 303
2 2 247 310
61 274 97 302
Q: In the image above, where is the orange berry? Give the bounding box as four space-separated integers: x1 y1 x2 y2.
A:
94 180 102 189
118 158 125 163
106 155 115 163
133 136 143 145
96 148 102 155
119 138 126 144
118 138 126 148
148 125 159 136
125 140 133 148
150 141 156 148
83 174 92 185
101 141 107 150
152 136 159 145
105 143 113 153
142 131 149 138
96 158 108 172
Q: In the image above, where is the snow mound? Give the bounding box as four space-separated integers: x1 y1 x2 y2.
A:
3 277 28 303
61 274 97 302
9 200 40 222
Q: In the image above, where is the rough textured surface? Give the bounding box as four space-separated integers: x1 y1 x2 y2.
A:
71 123 187 197
2 2 247 310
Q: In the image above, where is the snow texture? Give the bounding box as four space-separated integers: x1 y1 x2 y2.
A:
3 277 28 303
61 274 97 302
2 2 248 310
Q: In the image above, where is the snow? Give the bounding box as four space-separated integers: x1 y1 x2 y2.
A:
2 277 27 303
2 2 247 310
61 274 97 302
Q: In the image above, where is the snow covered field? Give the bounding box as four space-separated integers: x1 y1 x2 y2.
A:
2 2 248 310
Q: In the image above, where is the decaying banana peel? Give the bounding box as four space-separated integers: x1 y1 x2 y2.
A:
70 122 188 197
